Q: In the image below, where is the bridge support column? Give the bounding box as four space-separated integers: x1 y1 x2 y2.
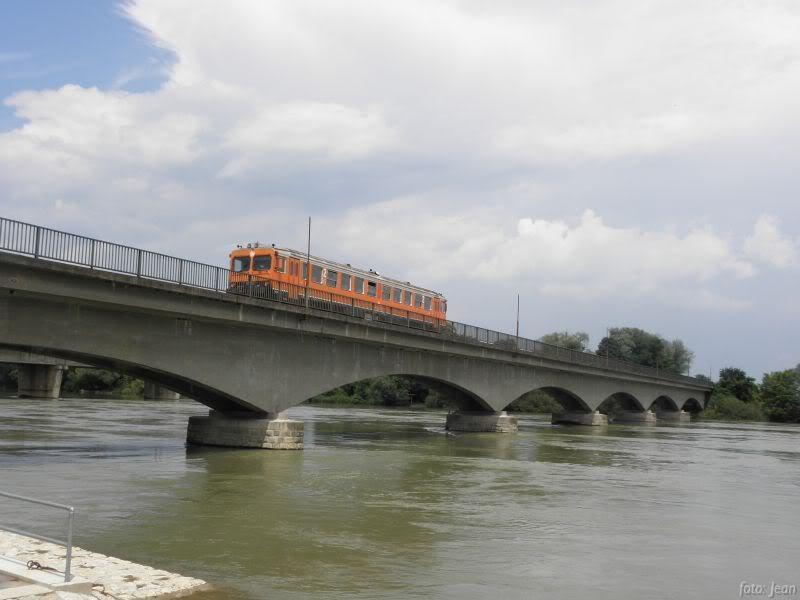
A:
656 410 691 423
445 411 518 433
17 364 64 399
144 381 180 400
187 411 304 449
552 411 608 426
612 410 656 424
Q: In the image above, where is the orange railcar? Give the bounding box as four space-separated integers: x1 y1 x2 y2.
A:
228 244 447 326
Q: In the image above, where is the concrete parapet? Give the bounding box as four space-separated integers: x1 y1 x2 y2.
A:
144 380 181 400
552 410 608 426
186 411 304 449
612 410 657 424
445 411 518 433
656 409 691 423
17 364 64 399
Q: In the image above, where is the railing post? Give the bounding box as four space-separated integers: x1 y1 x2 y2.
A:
89 239 96 269
136 249 142 277
351 297 356 317
64 507 74 582
178 260 184 285
248 274 253 297
33 226 41 258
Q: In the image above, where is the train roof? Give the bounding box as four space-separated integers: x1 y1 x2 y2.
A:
234 244 445 298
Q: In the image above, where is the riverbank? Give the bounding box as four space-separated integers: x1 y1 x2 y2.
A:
0 531 208 599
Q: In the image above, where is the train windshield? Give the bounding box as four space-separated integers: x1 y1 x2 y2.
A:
253 255 272 271
232 256 250 272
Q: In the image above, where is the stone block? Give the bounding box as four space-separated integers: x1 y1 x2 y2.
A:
551 410 608 426
445 411 519 433
187 413 304 449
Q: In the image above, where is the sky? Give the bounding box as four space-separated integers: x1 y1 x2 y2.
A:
1 0 798 379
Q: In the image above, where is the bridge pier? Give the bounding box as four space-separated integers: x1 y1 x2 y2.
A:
144 381 181 400
17 364 64 399
656 409 691 423
612 410 657 424
551 410 608 426
445 411 518 433
186 411 304 449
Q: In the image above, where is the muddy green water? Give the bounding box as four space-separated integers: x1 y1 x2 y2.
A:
0 398 798 599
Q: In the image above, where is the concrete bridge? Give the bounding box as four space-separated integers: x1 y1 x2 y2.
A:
0 219 712 449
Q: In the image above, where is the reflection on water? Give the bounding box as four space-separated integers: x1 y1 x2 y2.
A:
1 398 799 599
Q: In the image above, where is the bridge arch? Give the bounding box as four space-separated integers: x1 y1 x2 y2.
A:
310 374 492 412
649 395 680 412
503 386 591 413
681 397 704 413
0 343 256 414
597 392 647 414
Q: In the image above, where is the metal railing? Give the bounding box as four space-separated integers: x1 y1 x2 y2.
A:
0 216 705 386
0 490 75 582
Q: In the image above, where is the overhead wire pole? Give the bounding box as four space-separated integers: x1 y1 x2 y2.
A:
305 217 311 309
515 293 520 338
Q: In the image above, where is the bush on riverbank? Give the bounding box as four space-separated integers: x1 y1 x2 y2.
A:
702 393 765 421
62 368 144 399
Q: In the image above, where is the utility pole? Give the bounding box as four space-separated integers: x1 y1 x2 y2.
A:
515 293 520 338
305 217 311 309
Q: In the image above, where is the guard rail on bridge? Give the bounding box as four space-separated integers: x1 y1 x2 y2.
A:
0 216 701 386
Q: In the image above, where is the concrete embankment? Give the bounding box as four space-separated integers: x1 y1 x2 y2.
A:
0 531 207 599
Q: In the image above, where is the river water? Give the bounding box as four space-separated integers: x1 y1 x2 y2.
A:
0 397 798 600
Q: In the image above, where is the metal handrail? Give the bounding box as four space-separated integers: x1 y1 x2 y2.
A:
0 490 75 582
0 216 708 388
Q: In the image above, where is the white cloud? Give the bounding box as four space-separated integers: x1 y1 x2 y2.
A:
2 0 800 201
743 214 797 269
219 102 396 176
314 199 758 303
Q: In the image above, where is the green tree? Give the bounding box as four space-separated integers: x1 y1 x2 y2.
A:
596 327 693 373
539 331 590 352
716 367 758 403
760 370 800 423
693 374 713 385
660 339 694 374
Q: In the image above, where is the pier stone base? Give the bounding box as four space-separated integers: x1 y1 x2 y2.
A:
187 411 304 449
552 410 608 426
656 410 691 423
144 381 181 400
445 411 518 433
613 410 657 424
17 364 63 399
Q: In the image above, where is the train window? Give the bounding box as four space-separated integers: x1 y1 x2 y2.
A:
253 255 272 271
341 273 351 291
312 265 323 284
442 299 447 313
326 269 338 287
414 293 422 307
381 285 391 301
424 296 432 310
354 277 364 294
403 290 412 305
232 256 250 272
302 263 308 280
276 257 286 273
367 281 377 297
393 288 401 303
